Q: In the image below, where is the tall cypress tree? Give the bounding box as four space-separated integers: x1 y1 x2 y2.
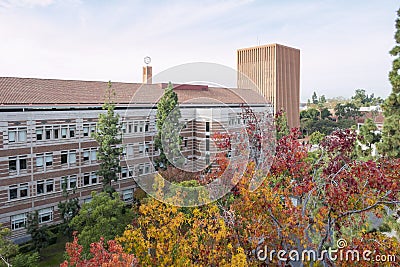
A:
379 8 400 158
155 82 182 169
93 81 122 194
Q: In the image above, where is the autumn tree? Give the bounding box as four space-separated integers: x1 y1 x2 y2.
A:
93 81 123 194
61 233 137 267
117 176 247 266
379 8 400 158
69 192 134 255
155 82 182 169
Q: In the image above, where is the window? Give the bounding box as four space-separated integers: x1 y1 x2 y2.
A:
61 151 76 165
122 189 133 202
45 126 52 139
61 126 68 138
54 127 59 139
9 156 28 173
8 127 27 143
38 207 53 223
82 148 96 164
138 143 144 156
83 123 96 137
126 144 134 158
61 175 78 190
36 154 44 168
121 167 128 178
138 164 144 176
83 197 92 204
145 123 149 132
184 139 188 147
206 121 210 132
45 153 53 166
37 179 54 195
9 183 29 200
205 138 210 151
145 164 150 174
36 128 43 140
11 213 27 230
69 126 75 138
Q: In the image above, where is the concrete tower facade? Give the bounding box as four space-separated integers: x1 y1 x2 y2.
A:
237 43 300 128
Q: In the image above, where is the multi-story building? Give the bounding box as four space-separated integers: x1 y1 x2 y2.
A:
0 75 271 242
237 43 300 128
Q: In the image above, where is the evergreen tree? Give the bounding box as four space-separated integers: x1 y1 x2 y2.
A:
155 82 182 168
379 8 400 158
26 212 51 252
0 226 18 266
311 91 318 104
58 177 80 237
275 109 290 140
93 81 122 194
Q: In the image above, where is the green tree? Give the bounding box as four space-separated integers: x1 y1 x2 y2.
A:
10 252 39 267
311 91 318 104
319 94 326 104
320 107 332 120
69 192 134 255
379 8 400 158
0 226 18 266
26 212 52 252
155 82 182 168
334 102 361 120
275 109 290 140
357 118 381 158
93 81 123 194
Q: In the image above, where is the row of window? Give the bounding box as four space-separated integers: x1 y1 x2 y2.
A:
7 124 97 144
7 162 154 201
8 172 99 200
10 187 134 230
11 207 54 230
122 121 150 134
8 149 98 174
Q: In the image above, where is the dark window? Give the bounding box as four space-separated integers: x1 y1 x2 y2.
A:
46 130 51 139
54 129 59 139
205 138 210 151
37 182 44 194
184 140 188 147
206 122 210 132
83 174 90 186
36 131 43 140
9 187 17 199
19 158 27 170
9 159 17 171
206 154 210 165
20 187 28 198
91 175 97 184
61 153 68 164
46 182 54 193
70 128 75 138
145 124 149 132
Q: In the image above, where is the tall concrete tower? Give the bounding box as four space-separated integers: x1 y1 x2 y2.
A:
237 43 300 129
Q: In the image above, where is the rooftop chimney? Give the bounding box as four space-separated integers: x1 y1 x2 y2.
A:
143 56 152 84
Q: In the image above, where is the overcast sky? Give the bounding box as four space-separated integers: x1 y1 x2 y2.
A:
0 0 398 101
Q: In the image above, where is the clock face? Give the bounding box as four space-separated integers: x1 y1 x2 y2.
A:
144 56 151 65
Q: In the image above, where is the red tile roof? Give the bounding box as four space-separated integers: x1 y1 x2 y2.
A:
0 77 268 106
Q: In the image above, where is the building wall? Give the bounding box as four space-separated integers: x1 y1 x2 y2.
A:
0 103 271 241
237 43 300 128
